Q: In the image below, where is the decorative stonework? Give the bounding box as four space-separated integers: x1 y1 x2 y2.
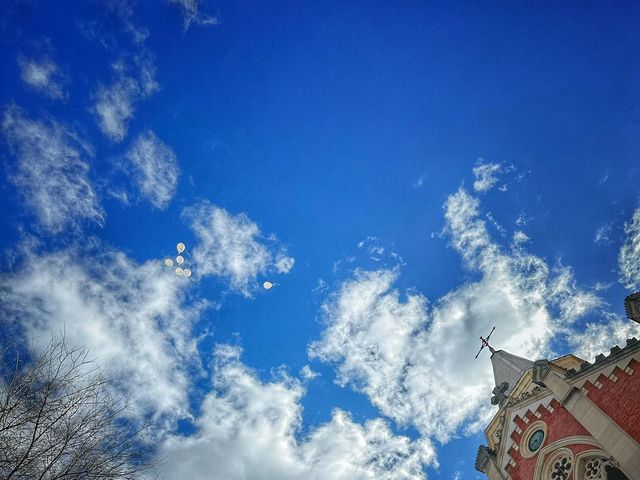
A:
505 385 543 408
550 454 572 480
624 292 640 323
584 457 605 480
544 449 574 480
577 455 624 480
492 381 509 405
519 420 548 459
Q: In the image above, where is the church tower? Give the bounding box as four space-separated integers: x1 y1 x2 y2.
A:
474 304 640 480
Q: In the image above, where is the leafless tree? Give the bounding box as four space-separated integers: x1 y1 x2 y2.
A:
0 336 157 479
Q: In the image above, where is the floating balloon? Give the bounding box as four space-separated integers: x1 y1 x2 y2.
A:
263 281 273 290
177 242 186 253
176 255 184 265
164 258 174 267
183 268 192 277
175 267 184 276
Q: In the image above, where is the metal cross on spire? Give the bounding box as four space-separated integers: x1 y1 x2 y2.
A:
475 326 496 358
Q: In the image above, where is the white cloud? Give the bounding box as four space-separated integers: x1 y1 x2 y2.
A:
94 56 159 142
170 0 219 31
125 130 179 208
619 208 640 290
160 345 435 480
485 211 506 236
1 105 104 233
569 313 640 362
313 278 329 294
310 188 605 442
300 365 320 380
18 55 68 99
94 77 138 142
357 236 391 261
0 244 203 423
594 223 613 246
105 0 150 45
512 230 529 244
515 212 532 227
472 159 502 193
275 254 296 274
183 203 294 296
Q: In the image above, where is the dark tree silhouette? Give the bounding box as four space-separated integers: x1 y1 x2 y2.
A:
0 337 156 479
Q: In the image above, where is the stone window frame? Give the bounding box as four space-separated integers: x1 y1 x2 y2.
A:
520 420 548 459
542 447 574 480
574 450 628 480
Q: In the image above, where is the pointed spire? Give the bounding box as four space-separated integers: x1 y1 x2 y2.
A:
489 350 534 405
475 328 534 405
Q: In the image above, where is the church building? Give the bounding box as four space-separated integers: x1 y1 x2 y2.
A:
475 293 640 480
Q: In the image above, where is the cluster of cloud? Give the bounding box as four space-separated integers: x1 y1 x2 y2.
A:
472 159 502 193
310 187 613 442
125 130 179 208
619 208 640 291
184 203 295 296
170 0 218 31
18 55 68 100
94 55 159 142
159 345 435 480
1 105 104 233
0 244 203 423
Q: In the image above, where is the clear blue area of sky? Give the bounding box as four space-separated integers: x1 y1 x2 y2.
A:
1 2 639 479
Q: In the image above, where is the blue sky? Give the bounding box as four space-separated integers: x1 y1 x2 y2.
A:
1 1 640 479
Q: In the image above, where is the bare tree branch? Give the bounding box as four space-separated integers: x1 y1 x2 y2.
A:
0 336 158 479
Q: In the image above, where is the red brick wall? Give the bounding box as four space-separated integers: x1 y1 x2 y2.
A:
506 399 590 480
582 358 640 443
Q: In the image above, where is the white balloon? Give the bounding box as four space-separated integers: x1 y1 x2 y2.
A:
183 268 192 277
164 258 174 267
176 255 184 265
175 267 184 276
176 242 186 253
263 281 273 290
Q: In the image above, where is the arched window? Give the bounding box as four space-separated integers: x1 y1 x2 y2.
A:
539 448 574 480
576 455 630 480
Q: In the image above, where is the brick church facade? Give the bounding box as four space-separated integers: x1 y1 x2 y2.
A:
475 293 640 480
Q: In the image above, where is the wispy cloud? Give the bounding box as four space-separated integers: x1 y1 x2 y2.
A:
472 159 502 193
18 55 68 99
160 345 435 480
413 173 427 188
0 244 203 423
183 203 294 296
357 236 387 261
1 105 104 233
310 187 607 442
512 230 529 244
594 222 613 246
105 0 149 45
170 0 219 31
300 365 320 380
125 130 179 208
94 55 158 142
619 208 640 290
515 211 532 227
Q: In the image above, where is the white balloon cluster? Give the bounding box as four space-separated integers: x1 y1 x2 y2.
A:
164 242 192 277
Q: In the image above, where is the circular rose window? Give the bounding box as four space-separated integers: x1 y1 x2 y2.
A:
528 429 545 452
519 420 548 458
